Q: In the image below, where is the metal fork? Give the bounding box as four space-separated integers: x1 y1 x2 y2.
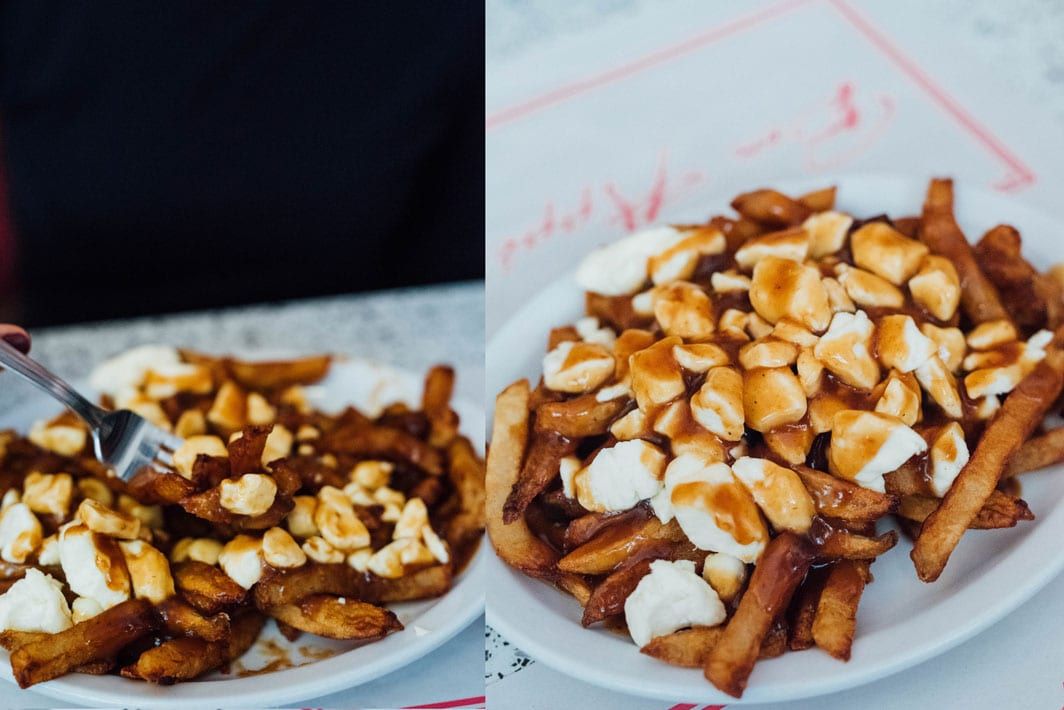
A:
0 339 183 479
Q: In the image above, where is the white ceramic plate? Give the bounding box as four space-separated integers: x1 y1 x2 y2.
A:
485 174 1064 704
0 355 486 709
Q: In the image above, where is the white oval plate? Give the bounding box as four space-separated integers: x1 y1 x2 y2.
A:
485 175 1064 704
0 355 485 709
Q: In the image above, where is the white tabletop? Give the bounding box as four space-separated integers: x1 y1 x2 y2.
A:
485 1 1064 707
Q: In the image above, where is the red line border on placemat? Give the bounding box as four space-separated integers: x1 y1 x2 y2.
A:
485 0 1035 189
403 695 486 709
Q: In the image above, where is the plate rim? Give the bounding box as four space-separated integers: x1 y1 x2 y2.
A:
484 173 1064 703
0 354 486 709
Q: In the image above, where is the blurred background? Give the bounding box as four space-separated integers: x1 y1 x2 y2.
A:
0 1 483 327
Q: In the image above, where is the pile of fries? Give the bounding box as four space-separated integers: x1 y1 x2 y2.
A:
487 178 1064 697
0 350 484 687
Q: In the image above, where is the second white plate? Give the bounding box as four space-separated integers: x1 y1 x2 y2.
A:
485 174 1064 704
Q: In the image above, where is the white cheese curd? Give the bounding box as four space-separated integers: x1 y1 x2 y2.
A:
929 422 970 497
558 456 581 499
624 559 726 647
650 455 767 563
0 569 72 633
574 316 617 348
88 345 181 398
59 525 130 610
574 440 665 512
218 535 265 589
829 411 928 493
575 227 683 295
0 502 42 563
702 552 747 603
595 381 631 402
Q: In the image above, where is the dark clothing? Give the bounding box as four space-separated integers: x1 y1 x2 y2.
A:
0 1 484 326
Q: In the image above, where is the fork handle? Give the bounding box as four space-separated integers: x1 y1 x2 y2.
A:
0 339 108 430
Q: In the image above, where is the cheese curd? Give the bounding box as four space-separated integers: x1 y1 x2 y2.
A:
575 226 685 295
730 457 815 534
59 524 131 609
652 282 716 340
542 341 615 394
22 471 73 518
803 210 853 257
120 539 174 603
876 314 936 373
624 559 726 647
302 535 344 564
71 596 103 624
836 265 905 309
966 319 1018 350
28 421 87 457
393 498 429 540
170 537 224 565
929 422 970 497
651 455 767 563
702 552 747 603
673 343 729 373
814 310 880 390
738 338 798 370
351 461 394 489
76 499 140 540
749 257 832 333
173 435 228 480
648 228 726 286
850 222 929 284
828 410 927 492
874 370 922 426
314 486 371 551
710 270 751 293
0 569 72 633
218 535 264 589
207 381 247 434
558 456 581 498
742 367 807 432
629 336 685 411
143 362 213 400
261 424 294 465
574 316 617 348
262 527 307 569
908 255 961 320
219 474 278 517
915 355 964 419
0 503 41 563
921 323 967 372
573 440 666 513
690 367 745 441
89 345 181 399
734 229 809 270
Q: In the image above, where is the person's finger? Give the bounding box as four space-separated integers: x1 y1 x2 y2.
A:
0 325 30 354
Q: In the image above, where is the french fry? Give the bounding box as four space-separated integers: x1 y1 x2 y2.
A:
581 559 653 627
585 293 652 331
884 461 933 497
564 507 649 551
642 626 724 667
974 224 1060 330
174 561 248 615
1004 427 1064 477
322 424 443 475
267 594 402 640
253 563 360 609
121 637 226 683
811 560 870 661
226 610 265 662
226 354 332 390
788 565 828 651
227 425 272 476
814 520 897 561
797 186 836 212
913 350 1064 581
920 178 1010 324
557 518 685 576
487 381 566 580
795 466 897 523
10 599 156 688
897 491 1034 529
760 617 789 659
127 467 197 505
502 429 576 524
422 365 459 447
156 597 231 642
704 532 814 698
731 189 811 227
443 435 486 570
534 395 628 438
360 564 454 603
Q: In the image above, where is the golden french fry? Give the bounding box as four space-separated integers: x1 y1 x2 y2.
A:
444 435 486 572
788 565 828 652
266 594 402 640
704 533 814 698
557 517 685 576
920 178 1010 324
797 186 836 212
534 394 628 439
423 365 459 447
814 520 897 561
796 466 897 523
156 597 231 642
642 626 724 668
10 599 156 688
811 560 870 661
226 354 332 390
731 189 811 227
913 350 1064 581
487 381 565 580
121 637 226 683
1005 427 1064 477
897 490 1034 529
174 561 248 615
581 559 653 627
502 430 575 523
